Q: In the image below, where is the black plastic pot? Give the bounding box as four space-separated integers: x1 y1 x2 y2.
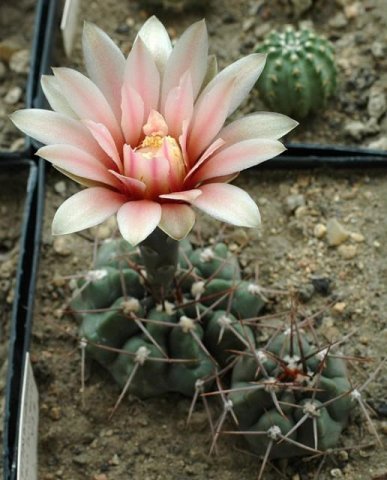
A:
2 1 59 479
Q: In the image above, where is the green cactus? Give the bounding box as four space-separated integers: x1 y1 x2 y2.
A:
255 26 337 119
228 328 352 458
70 237 265 399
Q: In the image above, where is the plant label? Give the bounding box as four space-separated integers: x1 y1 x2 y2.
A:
61 0 81 58
17 353 39 480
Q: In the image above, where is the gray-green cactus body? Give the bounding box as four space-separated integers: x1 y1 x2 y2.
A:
189 243 241 281
72 238 266 399
229 331 352 458
204 310 255 366
201 279 265 319
255 26 337 119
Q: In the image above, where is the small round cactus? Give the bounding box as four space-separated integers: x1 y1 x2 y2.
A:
227 326 352 458
255 26 337 119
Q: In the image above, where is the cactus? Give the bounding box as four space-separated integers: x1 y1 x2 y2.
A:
255 26 337 119
226 324 352 459
71 237 265 399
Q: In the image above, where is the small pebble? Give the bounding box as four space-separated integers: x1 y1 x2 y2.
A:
109 454 120 466
4 86 22 105
285 194 305 213
9 49 29 73
93 475 108 480
49 406 61 421
380 421 387 435
371 41 384 59
337 450 349 461
326 218 349 246
53 237 72 256
338 244 357 259
350 232 365 243
54 181 67 195
330 468 343 477
333 302 346 313
314 223 327 239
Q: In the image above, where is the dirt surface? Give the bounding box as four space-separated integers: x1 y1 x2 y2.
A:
1 0 387 479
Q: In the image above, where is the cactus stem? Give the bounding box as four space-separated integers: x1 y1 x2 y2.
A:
139 228 179 301
135 318 168 358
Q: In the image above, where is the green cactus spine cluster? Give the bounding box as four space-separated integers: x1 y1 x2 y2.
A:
255 26 337 119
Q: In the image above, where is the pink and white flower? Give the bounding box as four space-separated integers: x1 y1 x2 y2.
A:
11 17 297 245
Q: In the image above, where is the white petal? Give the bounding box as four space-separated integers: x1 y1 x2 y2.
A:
52 187 126 235
161 20 208 105
10 109 106 159
159 189 202 202
192 183 261 228
217 112 299 144
82 22 126 121
159 204 195 240
41 75 77 118
199 53 266 117
137 15 172 73
117 200 162 246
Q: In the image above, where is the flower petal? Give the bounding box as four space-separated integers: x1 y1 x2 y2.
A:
53 67 123 145
159 204 195 240
52 187 126 235
125 37 160 117
187 76 235 160
137 15 172 73
199 53 266 117
121 84 144 146
82 22 125 121
37 145 121 188
117 200 162 246
217 112 299 144
161 20 208 105
159 189 202 202
83 120 123 172
41 75 77 118
192 183 261 228
164 71 194 138
184 138 225 180
108 170 146 197
10 109 106 159
192 139 286 183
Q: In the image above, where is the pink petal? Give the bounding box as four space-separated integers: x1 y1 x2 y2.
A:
117 200 162 246
192 139 286 184
137 16 172 73
83 120 123 172
10 109 107 159
163 71 194 139
217 112 299 144
191 183 261 228
161 20 208 105
123 145 169 197
82 22 125 121
187 76 235 160
125 37 160 117
37 145 121 188
159 204 195 240
159 189 202 203
184 138 225 181
143 110 168 136
53 67 123 145
121 84 144 146
108 170 146 197
178 119 190 168
199 53 266 117
52 187 126 235
41 75 77 118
